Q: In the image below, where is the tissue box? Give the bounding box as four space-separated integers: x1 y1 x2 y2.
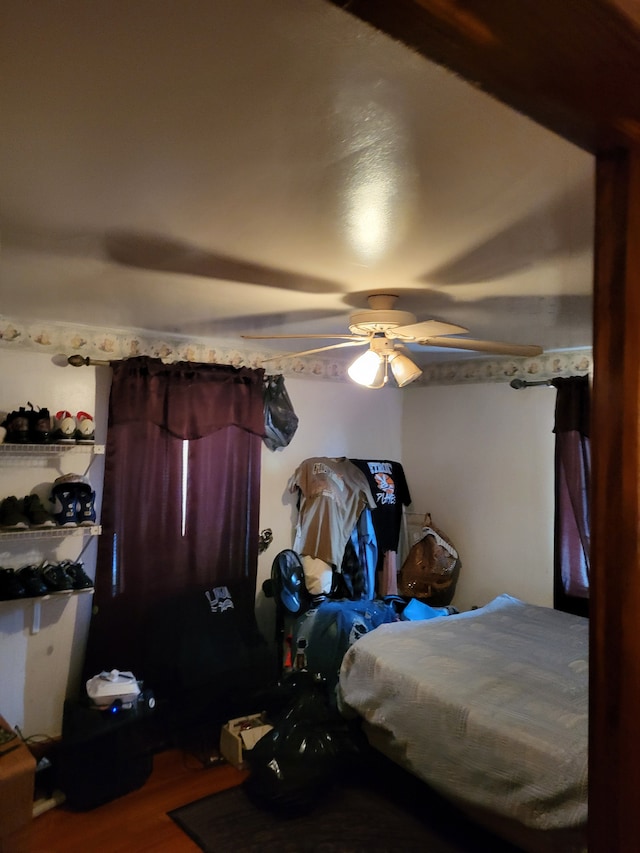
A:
219 714 273 769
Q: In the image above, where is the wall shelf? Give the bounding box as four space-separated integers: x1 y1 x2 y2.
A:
1 445 103 538
0 441 102 634
0 525 101 542
0 443 105 456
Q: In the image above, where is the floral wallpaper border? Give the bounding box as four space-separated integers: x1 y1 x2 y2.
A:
0 315 592 387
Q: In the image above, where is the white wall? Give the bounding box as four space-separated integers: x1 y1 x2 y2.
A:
0 347 558 738
403 382 557 611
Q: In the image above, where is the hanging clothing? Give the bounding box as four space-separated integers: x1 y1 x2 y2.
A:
340 507 378 599
350 459 412 563
288 457 376 569
352 506 378 598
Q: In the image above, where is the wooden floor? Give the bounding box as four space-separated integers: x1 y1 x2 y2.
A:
6 749 248 853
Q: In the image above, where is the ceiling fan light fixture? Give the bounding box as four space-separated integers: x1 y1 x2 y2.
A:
347 349 385 388
389 351 423 387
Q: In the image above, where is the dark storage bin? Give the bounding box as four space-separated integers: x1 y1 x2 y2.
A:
57 699 154 810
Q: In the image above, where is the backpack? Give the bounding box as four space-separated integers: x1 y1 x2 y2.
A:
398 513 461 606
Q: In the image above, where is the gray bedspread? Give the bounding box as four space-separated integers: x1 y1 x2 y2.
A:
337 594 588 834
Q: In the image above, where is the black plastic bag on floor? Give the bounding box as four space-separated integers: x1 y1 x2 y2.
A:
243 671 366 816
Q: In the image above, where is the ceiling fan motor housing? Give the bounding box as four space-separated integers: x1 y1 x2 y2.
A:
348 292 416 336
348 309 417 336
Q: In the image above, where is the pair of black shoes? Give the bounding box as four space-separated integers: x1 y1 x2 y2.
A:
0 561 94 600
0 495 56 529
2 403 53 444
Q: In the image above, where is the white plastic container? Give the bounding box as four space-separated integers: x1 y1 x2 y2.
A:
85 669 141 710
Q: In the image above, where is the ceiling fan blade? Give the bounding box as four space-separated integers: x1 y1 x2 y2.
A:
418 336 543 357
241 333 367 341
390 319 469 340
260 340 369 361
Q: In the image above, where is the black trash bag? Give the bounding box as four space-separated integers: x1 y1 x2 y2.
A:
263 374 299 452
243 672 366 816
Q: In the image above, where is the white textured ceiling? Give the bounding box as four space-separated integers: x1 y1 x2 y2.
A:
0 0 594 364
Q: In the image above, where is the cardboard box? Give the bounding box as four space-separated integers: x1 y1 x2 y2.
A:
0 717 36 842
219 714 273 769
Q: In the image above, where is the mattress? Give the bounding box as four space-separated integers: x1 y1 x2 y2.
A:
337 594 588 839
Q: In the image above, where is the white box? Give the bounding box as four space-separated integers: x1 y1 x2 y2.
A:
219 714 273 769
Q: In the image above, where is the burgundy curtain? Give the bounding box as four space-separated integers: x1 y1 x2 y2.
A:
552 376 590 617
84 357 265 681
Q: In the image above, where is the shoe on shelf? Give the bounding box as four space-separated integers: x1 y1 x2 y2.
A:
17 566 49 597
0 496 30 529
4 408 31 443
0 568 27 600
23 494 56 528
49 486 78 527
50 474 97 526
75 486 97 526
59 560 94 590
41 563 74 594
31 407 53 444
75 412 95 444
53 410 76 444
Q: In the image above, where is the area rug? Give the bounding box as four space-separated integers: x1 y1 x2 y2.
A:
168 780 520 853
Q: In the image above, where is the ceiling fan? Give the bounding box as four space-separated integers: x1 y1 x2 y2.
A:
242 294 543 388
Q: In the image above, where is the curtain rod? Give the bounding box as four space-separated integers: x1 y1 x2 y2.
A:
65 356 558 389
66 355 112 367
509 378 553 389
67 355 553 390
64 356 275 377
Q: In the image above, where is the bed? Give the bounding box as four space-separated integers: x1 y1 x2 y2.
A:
337 594 588 853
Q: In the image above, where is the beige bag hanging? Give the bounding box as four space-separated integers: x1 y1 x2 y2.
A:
398 513 461 606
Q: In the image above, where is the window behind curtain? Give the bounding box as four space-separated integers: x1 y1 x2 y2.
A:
552 376 591 617
83 357 265 684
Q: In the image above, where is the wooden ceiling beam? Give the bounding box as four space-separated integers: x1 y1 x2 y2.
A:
328 0 640 152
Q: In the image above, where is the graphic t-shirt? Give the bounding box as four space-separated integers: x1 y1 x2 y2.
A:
350 459 411 555
288 457 376 568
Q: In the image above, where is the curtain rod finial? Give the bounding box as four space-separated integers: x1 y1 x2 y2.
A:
66 354 112 367
510 377 553 389
68 355 91 367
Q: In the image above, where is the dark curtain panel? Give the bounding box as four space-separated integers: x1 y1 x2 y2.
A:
552 376 591 617
84 357 265 682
